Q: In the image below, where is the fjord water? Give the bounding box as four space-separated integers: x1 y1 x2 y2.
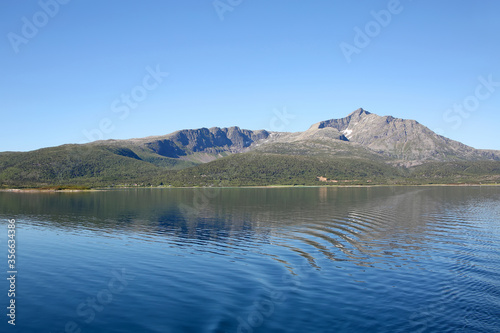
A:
1 187 499 333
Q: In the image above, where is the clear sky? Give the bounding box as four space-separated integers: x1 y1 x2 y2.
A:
1 0 499 152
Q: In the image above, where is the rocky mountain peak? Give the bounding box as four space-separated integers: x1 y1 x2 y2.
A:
348 108 371 118
309 107 371 132
58 108 500 166
301 109 500 165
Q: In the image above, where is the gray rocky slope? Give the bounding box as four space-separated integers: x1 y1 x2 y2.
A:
85 108 499 166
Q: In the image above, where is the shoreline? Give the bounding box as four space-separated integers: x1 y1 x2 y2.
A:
0 188 100 193
2 183 499 192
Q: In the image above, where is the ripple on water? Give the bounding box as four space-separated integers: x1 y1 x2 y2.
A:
2 187 500 332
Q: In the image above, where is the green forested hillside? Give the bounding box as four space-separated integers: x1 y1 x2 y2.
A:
157 153 405 187
1 146 499 188
409 161 500 184
1 140 499 188
0 145 163 187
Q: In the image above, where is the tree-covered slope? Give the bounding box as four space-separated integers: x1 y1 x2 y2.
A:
158 153 406 187
408 161 500 184
157 155 500 187
0 145 166 187
1 108 499 188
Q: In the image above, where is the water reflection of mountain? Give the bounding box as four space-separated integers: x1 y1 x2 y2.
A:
1 187 499 269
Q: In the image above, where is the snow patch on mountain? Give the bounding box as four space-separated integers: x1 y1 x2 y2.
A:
342 128 353 139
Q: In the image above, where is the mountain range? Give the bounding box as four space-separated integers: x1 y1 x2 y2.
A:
1 108 499 188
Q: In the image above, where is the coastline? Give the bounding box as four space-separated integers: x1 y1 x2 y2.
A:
0 188 99 193
2 183 499 192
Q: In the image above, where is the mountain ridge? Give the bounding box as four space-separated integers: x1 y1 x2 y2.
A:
305 108 499 166
79 107 500 166
1 108 499 187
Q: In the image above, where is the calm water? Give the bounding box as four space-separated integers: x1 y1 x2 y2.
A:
0 187 499 332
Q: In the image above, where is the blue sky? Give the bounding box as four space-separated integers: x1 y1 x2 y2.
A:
1 0 499 152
